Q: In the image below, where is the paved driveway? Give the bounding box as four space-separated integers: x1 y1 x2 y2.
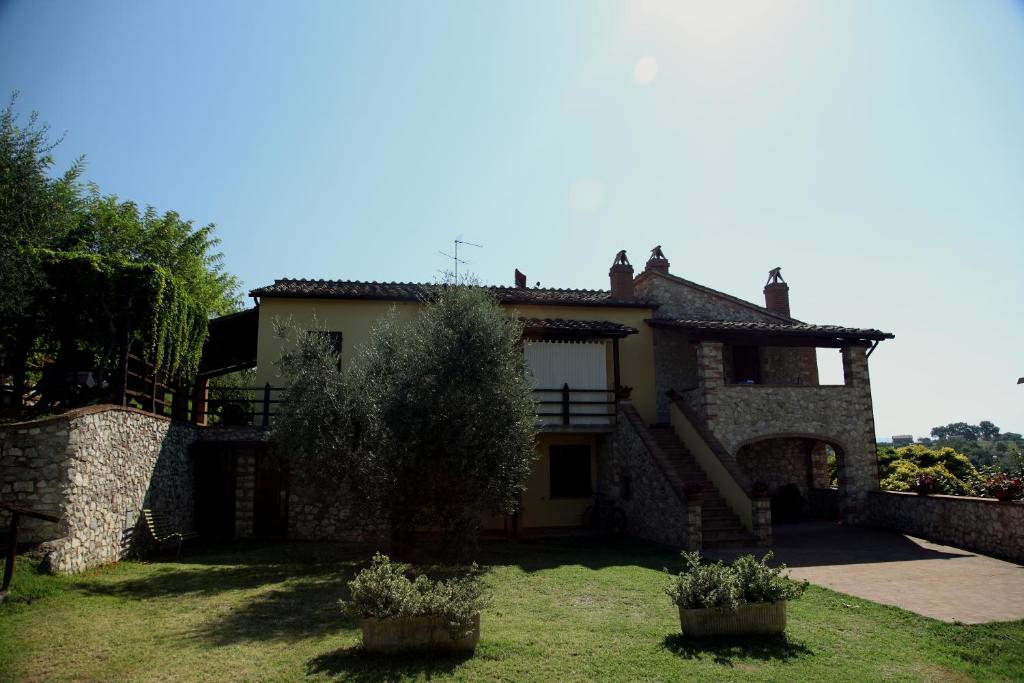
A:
706 520 1024 624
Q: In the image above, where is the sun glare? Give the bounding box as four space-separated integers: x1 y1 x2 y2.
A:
633 55 659 85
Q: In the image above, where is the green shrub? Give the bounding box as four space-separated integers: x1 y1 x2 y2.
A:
665 552 806 610
878 445 983 496
665 552 739 610
731 552 808 604
343 553 487 637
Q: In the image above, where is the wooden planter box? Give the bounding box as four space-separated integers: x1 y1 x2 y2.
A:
678 601 786 638
361 613 480 653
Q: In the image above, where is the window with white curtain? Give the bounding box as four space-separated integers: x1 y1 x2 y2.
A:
524 341 610 426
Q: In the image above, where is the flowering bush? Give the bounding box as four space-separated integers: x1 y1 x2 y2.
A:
985 473 1023 501
910 473 936 495
343 553 488 637
665 552 806 610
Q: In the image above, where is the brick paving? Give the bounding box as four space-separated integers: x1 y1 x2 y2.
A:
706 520 1024 624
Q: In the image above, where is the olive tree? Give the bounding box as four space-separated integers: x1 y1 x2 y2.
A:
272 286 538 557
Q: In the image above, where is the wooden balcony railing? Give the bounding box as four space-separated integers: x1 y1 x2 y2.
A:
533 385 617 427
186 383 617 429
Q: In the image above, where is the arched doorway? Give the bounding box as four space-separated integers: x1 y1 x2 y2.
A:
735 435 846 525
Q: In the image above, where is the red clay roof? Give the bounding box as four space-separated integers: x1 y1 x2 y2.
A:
250 279 658 308
647 318 894 341
520 318 639 338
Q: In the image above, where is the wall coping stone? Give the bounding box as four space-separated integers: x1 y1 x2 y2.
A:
870 490 1021 507
1 404 182 430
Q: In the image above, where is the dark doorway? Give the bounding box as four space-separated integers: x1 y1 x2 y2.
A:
192 446 236 538
253 455 288 537
772 484 804 524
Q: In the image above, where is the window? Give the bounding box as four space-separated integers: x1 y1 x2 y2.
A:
732 345 760 384
308 331 343 371
549 444 592 498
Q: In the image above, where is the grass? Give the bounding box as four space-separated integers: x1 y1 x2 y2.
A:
1 539 1022 682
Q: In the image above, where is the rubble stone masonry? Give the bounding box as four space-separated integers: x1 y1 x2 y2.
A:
867 491 1024 563
1 406 196 574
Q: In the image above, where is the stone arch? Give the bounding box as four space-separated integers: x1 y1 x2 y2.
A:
734 434 849 524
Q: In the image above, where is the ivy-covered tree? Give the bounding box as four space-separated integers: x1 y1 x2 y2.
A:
272 286 539 558
0 95 239 416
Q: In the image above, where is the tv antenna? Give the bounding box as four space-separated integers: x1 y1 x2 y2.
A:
439 239 482 281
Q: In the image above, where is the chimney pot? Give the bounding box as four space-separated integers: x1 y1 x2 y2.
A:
609 250 635 300
763 267 791 316
514 269 527 288
645 245 670 274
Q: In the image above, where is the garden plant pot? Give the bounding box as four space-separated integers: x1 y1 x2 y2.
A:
361 614 480 653
678 601 786 638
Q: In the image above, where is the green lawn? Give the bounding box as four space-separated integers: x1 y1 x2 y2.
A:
1 539 1022 682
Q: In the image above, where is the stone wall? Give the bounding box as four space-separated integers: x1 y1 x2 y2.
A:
694 341 879 524
759 347 819 386
1 406 197 574
867 491 1024 562
635 272 784 323
608 403 693 549
652 328 698 422
736 438 812 497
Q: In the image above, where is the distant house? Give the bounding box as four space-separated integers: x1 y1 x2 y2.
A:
892 435 914 446
187 247 893 549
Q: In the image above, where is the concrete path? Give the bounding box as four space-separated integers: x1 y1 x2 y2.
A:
705 521 1024 624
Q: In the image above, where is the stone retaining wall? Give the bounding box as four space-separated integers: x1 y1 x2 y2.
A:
609 403 693 549
867 490 1024 562
1 406 196 573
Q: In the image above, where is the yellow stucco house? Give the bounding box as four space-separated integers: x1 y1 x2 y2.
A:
195 248 892 549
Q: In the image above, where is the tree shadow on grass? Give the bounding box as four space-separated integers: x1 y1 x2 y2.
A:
306 646 474 682
193 575 360 646
661 633 812 667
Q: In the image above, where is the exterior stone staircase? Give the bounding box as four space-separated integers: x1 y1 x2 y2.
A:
648 424 756 548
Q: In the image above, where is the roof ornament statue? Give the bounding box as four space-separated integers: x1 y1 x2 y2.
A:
649 245 667 261
766 267 786 286
612 249 630 266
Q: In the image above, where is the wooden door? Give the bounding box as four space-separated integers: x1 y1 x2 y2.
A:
253 456 288 537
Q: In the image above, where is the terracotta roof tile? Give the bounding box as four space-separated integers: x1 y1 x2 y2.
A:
520 318 638 337
647 318 893 341
250 279 657 308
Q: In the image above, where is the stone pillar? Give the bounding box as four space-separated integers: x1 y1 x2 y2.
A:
752 495 772 546
685 497 702 551
839 345 881 523
235 453 256 537
809 442 831 489
695 342 724 426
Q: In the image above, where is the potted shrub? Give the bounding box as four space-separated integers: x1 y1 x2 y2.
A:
985 473 1023 502
910 473 935 496
343 553 487 653
665 552 807 638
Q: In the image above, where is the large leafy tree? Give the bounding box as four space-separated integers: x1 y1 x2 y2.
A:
0 95 240 415
68 192 240 315
0 93 83 321
273 286 539 557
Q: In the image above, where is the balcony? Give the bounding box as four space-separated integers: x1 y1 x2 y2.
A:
533 385 617 430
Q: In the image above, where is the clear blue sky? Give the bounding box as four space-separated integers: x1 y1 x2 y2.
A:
2 0 1022 439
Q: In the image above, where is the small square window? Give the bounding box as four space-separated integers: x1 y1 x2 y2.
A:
549 445 592 499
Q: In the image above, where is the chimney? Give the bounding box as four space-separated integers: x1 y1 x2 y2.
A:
763 267 791 317
609 250 635 300
645 245 670 275
514 269 527 288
